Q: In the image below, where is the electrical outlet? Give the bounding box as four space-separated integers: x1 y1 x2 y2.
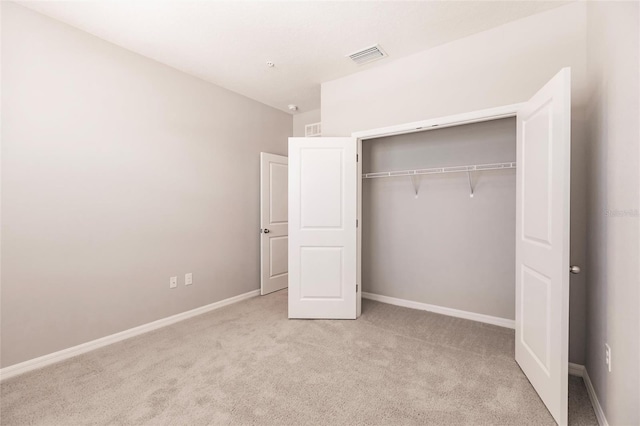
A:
185 273 193 286
605 343 612 372
169 276 178 289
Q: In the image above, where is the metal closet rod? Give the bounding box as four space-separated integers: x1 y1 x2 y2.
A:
362 162 517 179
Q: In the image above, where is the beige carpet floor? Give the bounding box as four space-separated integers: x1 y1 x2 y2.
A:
1 290 597 425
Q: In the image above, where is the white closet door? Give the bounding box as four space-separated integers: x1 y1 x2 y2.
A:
288 137 357 319
260 152 288 295
515 67 571 425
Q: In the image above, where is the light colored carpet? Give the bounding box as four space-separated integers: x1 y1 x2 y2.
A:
1 290 597 425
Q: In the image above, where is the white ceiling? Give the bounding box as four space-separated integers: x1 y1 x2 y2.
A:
19 1 568 114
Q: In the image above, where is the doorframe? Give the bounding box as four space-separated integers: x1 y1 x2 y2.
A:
351 103 525 141
260 152 289 296
351 103 525 316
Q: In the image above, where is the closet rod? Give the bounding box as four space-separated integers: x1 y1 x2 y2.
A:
362 162 516 179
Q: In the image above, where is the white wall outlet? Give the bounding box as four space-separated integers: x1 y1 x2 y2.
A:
169 276 178 289
605 343 612 372
185 273 193 286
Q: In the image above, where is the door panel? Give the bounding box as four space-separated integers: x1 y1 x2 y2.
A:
300 247 343 298
289 137 357 319
269 236 288 277
515 68 571 425
300 148 343 228
269 162 288 224
260 153 288 295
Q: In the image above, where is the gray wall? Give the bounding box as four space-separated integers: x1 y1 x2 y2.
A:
585 2 639 424
322 2 589 365
362 119 516 319
0 3 292 368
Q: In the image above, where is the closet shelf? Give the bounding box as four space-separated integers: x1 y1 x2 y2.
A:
362 162 516 179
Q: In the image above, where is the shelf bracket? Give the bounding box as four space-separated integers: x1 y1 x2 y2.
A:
410 175 420 198
467 170 474 198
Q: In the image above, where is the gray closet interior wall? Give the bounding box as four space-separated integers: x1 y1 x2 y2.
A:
362 118 517 319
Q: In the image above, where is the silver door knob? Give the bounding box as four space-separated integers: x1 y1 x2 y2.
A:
570 266 581 274
263 229 270 234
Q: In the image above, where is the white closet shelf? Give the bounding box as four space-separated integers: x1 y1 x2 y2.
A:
362 162 516 179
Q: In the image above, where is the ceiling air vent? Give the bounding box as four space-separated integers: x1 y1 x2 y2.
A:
347 44 387 65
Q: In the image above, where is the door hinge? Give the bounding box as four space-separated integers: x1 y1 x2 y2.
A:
356 284 359 293
356 154 359 162
356 219 359 228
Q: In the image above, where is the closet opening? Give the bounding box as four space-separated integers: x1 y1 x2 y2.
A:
358 116 518 327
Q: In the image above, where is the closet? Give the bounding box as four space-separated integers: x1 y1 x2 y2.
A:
361 118 517 324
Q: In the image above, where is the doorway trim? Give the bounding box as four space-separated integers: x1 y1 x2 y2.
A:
351 103 525 140
351 102 525 319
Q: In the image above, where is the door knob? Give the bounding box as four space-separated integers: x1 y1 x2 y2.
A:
570 266 580 274
263 229 270 234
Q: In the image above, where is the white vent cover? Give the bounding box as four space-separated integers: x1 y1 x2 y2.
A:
305 122 322 137
347 44 387 65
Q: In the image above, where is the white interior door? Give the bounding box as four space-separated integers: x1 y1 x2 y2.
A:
288 137 357 319
515 67 571 425
260 152 288 295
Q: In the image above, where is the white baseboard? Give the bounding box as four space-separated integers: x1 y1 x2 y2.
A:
0 289 260 381
568 362 585 377
582 367 609 426
362 292 515 329
567 363 609 426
